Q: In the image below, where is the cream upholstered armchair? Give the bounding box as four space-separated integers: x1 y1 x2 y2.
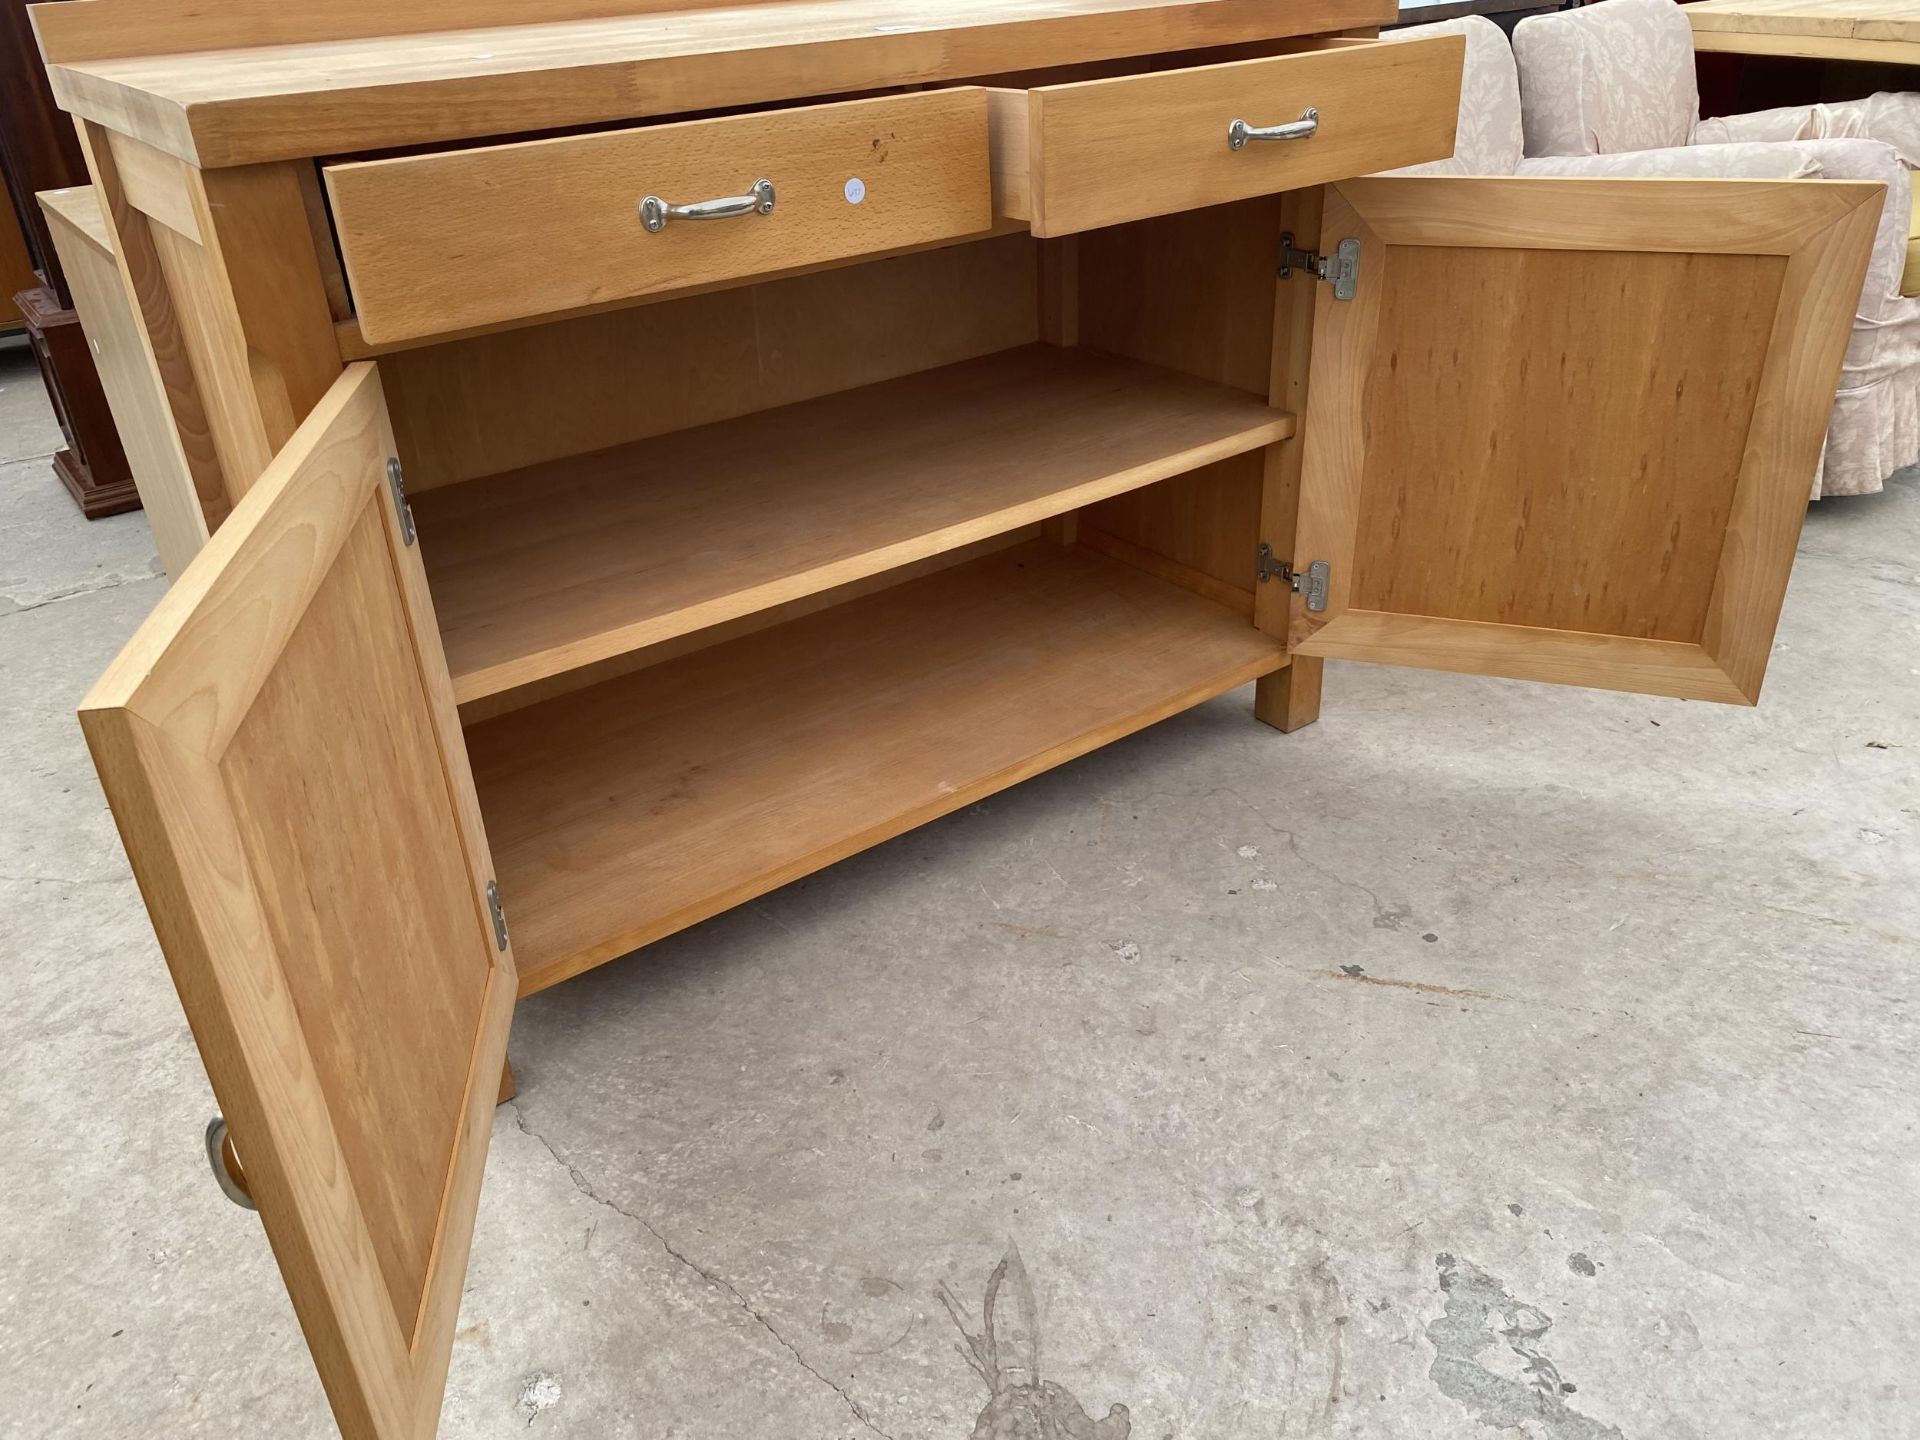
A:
1508 0 1920 496
1381 16 1529 176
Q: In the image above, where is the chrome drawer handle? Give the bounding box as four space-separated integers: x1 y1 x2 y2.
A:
639 178 776 233
1227 108 1319 150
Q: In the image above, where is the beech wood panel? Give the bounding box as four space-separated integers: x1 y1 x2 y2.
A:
1354 245 1784 641
380 235 1038 492
456 528 1039 726
1291 176 1883 703
413 344 1292 703
78 364 514 1440
468 539 1288 994
1010 36 1462 234
39 184 207 577
1688 0 1920 60
1076 197 1281 609
1255 184 1324 732
38 0 1395 167
74 120 230 527
325 90 992 346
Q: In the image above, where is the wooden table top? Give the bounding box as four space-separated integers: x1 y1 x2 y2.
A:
1686 0 1920 63
32 0 1393 169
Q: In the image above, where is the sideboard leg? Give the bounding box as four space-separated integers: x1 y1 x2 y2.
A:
1256 658 1322 733
497 1059 517 1106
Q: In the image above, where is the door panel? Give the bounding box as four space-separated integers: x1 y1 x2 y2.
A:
1290 175 1882 703
80 362 514 1440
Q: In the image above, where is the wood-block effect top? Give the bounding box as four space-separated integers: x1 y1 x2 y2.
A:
33 0 1395 166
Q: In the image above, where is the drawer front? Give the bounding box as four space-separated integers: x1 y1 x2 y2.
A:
326 90 993 345
1015 37 1464 235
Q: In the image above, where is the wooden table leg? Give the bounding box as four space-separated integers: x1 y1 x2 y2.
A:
1255 657 1322 733
497 1059 517 1105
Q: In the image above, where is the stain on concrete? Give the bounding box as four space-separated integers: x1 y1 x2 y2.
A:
1329 971 1495 1001
1425 1254 1623 1438
1372 901 1415 930
515 1370 563 1424
940 1244 1131 1440
1568 1253 1597 1278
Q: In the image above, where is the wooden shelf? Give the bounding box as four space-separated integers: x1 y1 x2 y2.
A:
468 538 1287 994
412 343 1292 705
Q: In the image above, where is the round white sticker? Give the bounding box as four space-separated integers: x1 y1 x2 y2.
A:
844 177 867 205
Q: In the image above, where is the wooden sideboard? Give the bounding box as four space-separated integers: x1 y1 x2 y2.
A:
33 0 1878 1435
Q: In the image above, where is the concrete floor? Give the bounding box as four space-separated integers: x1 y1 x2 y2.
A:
1 333 1916 1440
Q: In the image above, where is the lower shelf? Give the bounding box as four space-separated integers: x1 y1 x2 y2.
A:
468 538 1288 994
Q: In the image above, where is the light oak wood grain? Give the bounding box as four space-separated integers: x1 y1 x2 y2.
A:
32 0 782 61
413 344 1292 703
380 235 1038 491
38 0 1395 168
103 127 198 241
456 529 1039 725
1687 0 1920 37
1076 197 1280 610
1255 184 1324 732
40 185 208 578
333 221 1033 359
106 145 342 509
75 121 230 529
326 90 993 346
1014 35 1462 234
468 538 1287 994
1690 27 1920 61
1290 175 1882 703
79 364 514 1440
1688 0 1920 59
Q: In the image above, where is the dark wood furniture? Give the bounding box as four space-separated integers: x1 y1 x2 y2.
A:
0 0 135 515
0 185 32 330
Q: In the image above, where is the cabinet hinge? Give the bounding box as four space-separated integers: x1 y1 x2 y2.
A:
486 880 509 950
1277 232 1360 301
386 457 416 546
1257 544 1330 613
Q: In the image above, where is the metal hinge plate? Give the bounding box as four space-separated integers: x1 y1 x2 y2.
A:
1257 545 1330 613
386 457 416 546
1277 232 1360 301
486 880 509 950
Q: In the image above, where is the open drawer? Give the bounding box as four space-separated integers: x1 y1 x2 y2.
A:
990 35 1465 235
324 89 994 345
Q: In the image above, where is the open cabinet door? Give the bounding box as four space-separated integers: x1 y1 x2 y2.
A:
80 364 515 1440
1290 176 1883 703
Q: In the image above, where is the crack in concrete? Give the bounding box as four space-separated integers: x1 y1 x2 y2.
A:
507 1105 894 1440
0 872 134 887
1211 787 1412 930
0 570 158 619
